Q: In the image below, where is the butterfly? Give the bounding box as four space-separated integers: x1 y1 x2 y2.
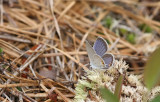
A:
85 37 114 69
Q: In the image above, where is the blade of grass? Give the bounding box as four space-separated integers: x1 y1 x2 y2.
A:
150 95 160 102
100 87 119 102
144 47 160 90
114 74 123 99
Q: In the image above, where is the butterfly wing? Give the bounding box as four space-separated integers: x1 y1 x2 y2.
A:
91 54 105 69
85 40 97 64
93 37 108 57
86 41 105 69
102 53 114 68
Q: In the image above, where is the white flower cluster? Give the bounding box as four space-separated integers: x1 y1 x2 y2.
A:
73 59 160 102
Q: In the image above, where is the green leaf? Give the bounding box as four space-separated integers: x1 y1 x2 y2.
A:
120 28 128 35
145 26 152 33
0 48 3 54
139 24 152 33
16 87 22 91
150 95 160 102
144 47 160 90
7 67 12 72
100 87 119 102
105 16 113 28
105 39 110 44
126 33 135 44
97 31 104 35
114 74 123 99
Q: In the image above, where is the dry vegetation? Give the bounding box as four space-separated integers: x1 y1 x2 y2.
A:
0 0 160 101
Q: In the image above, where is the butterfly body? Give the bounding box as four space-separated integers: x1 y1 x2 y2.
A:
85 37 114 69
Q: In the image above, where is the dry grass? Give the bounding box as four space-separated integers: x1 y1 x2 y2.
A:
0 0 160 101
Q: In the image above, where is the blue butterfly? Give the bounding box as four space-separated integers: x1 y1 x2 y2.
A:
86 37 114 69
